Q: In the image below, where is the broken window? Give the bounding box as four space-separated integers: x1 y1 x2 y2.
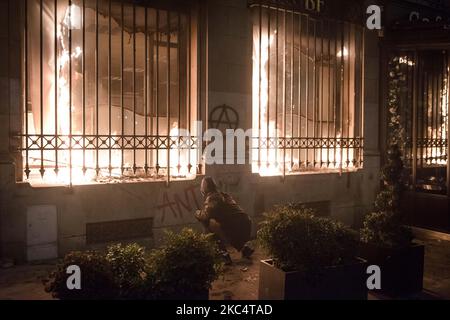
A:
251 2 364 177
21 0 203 185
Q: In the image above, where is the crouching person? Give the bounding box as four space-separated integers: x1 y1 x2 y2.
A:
195 177 254 265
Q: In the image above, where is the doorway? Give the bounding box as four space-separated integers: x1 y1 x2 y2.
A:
383 47 450 232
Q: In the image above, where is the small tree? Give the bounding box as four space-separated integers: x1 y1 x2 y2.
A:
360 56 413 249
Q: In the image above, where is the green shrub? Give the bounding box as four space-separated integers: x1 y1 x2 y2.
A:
258 205 357 272
380 144 405 190
374 189 399 213
360 143 414 249
44 251 116 300
149 228 222 299
106 243 148 299
45 231 221 300
360 211 413 249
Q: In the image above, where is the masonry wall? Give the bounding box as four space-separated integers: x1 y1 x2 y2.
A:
0 0 381 262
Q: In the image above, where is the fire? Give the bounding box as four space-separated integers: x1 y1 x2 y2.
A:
252 19 358 177
24 4 196 185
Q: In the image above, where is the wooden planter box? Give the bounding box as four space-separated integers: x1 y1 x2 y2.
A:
358 243 424 296
258 259 368 300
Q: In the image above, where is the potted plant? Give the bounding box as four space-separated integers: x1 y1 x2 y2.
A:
44 250 117 300
358 56 425 297
45 231 220 300
258 205 368 300
45 243 153 300
359 145 424 297
149 228 222 300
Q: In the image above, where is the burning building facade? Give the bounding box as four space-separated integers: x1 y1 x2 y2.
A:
0 0 448 262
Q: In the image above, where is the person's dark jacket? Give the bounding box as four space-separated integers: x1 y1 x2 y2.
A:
197 191 251 251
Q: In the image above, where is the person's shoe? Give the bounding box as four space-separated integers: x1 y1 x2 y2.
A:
221 251 233 266
241 245 254 259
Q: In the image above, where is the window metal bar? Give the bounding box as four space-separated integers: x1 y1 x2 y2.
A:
167 10 171 184
188 9 192 173
437 54 441 163
347 23 351 168
356 26 363 167
197 3 202 175
439 53 442 161
290 5 294 170
133 3 137 174
156 9 160 175
412 50 418 188
21 0 199 184
404 52 410 168
24 0 30 179
360 27 365 167
82 0 86 174
177 11 182 175
420 54 425 168
144 6 149 175
69 0 73 185
121 0 125 175
305 14 309 168
275 1 279 169
54 0 59 175
328 20 334 167
339 21 344 172
442 51 448 164
109 0 112 175
447 52 450 197
431 52 436 164
312 20 316 168
266 4 271 168
95 0 99 176
258 1 262 170
320 19 324 167
439 52 444 163
297 13 302 168
40 0 44 178
203 0 209 175
282 7 287 179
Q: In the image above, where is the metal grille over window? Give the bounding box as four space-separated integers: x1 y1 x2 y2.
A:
20 0 205 185
250 1 364 177
390 50 449 194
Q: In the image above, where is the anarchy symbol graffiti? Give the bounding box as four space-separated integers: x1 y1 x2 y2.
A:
209 104 240 130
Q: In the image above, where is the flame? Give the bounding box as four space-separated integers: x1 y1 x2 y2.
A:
252 22 358 176
24 5 196 185
337 47 348 58
424 72 448 166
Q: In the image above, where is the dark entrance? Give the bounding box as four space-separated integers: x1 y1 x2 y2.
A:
381 16 450 232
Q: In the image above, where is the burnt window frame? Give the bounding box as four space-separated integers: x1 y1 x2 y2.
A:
18 0 207 186
250 1 365 177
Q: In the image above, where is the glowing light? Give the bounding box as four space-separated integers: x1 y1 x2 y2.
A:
399 56 415 66
252 26 358 176
63 4 81 30
24 4 199 185
425 72 448 166
337 47 348 58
